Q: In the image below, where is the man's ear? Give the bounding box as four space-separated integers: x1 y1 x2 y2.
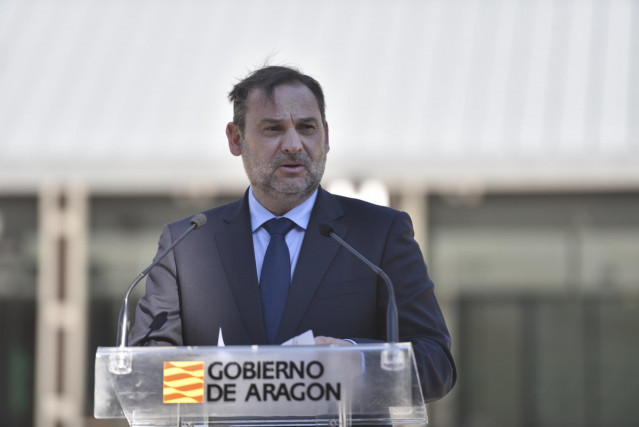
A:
324 121 330 153
226 122 242 156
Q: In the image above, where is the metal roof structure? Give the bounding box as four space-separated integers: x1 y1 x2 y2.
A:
1 0 638 193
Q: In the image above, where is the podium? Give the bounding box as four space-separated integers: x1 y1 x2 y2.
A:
95 343 428 426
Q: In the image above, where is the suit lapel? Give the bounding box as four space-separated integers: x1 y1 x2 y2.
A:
215 193 267 344
277 188 346 342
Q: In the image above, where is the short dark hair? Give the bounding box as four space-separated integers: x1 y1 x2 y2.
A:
228 65 326 134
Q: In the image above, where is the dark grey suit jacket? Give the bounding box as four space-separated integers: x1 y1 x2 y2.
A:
129 187 456 400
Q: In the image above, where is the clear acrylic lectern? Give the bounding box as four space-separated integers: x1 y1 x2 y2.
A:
95 343 427 426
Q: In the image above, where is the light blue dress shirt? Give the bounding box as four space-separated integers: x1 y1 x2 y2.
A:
249 187 318 283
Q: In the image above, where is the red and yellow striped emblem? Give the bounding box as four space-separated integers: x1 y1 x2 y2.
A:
163 361 205 404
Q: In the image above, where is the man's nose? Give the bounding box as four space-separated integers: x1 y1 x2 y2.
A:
281 129 303 153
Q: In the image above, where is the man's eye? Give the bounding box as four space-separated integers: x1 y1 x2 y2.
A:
264 126 281 132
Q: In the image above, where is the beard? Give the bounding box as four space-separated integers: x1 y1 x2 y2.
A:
241 139 327 203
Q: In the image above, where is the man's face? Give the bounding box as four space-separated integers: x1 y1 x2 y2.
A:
227 83 329 210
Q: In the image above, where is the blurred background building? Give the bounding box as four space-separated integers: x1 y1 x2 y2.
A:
1 0 638 426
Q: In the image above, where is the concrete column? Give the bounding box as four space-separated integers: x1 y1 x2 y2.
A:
397 188 429 258
35 184 88 427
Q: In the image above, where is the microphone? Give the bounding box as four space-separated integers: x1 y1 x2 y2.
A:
116 213 207 347
318 223 399 343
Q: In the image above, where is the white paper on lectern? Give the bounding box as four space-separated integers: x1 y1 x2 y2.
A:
282 329 315 345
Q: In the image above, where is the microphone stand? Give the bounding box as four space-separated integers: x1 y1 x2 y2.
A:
319 224 399 343
116 214 206 348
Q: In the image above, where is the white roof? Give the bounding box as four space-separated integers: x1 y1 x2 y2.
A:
1 0 637 193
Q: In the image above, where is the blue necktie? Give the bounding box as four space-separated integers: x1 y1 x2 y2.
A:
260 218 295 344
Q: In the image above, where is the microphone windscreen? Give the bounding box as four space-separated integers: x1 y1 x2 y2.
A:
318 222 334 237
190 213 207 229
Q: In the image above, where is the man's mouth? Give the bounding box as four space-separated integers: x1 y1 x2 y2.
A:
279 161 305 171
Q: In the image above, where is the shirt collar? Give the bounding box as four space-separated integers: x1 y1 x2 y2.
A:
248 187 318 232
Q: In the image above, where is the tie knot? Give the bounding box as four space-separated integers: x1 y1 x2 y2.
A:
263 217 295 237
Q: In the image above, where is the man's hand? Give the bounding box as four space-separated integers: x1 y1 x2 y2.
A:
314 336 354 345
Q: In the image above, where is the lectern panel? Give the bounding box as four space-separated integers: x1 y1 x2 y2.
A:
95 344 426 426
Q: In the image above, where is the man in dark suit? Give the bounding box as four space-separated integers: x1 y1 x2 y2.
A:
129 65 456 401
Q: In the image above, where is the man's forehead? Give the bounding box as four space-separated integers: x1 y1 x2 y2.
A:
245 83 321 117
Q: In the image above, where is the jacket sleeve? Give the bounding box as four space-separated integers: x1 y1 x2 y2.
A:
379 211 456 401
